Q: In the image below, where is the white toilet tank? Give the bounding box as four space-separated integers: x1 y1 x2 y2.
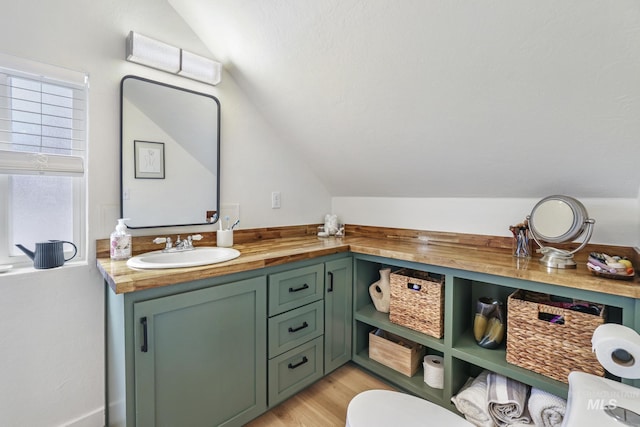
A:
346 390 473 427
563 372 640 427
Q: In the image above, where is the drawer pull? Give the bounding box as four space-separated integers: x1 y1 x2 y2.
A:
288 283 309 293
288 356 309 370
327 271 334 293
288 321 309 333
140 317 148 353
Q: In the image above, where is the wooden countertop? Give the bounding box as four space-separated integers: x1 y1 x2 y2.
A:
98 235 350 294
97 225 640 298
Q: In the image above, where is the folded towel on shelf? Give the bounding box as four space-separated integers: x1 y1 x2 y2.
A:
451 370 494 427
527 387 566 427
486 372 531 427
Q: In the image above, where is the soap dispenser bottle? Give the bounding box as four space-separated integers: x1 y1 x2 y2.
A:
110 218 132 260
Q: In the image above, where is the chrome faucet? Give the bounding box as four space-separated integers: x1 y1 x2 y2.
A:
153 234 203 252
174 235 192 250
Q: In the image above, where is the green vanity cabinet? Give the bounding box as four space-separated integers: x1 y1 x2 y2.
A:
265 257 353 406
267 264 325 405
106 274 268 427
324 257 353 374
351 253 639 413
133 276 267 427
105 253 353 426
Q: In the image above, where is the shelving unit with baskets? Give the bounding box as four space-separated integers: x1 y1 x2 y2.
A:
352 253 638 413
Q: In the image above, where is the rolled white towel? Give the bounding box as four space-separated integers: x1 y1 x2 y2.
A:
451 370 494 427
527 387 566 427
486 372 531 427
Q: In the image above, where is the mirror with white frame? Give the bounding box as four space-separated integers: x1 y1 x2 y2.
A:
120 76 220 228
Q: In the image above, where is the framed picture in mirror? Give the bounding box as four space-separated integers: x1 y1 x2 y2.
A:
134 140 165 179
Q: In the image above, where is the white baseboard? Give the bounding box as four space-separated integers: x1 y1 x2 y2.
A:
62 408 105 427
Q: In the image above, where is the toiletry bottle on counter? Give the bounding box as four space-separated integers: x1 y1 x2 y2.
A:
110 218 131 260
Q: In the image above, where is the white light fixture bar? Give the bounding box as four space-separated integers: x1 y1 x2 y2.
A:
126 31 181 74
179 50 222 85
125 31 222 86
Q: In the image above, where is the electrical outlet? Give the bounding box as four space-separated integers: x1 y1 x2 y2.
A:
271 191 281 209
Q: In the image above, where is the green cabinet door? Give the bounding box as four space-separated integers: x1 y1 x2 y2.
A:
133 276 267 427
324 257 353 374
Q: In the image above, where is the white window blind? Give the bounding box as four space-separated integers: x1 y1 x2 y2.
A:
0 65 87 176
0 54 88 266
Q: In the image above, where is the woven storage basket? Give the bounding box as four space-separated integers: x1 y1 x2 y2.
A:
389 268 445 338
506 289 605 383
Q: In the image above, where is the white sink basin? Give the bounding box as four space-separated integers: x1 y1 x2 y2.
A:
126 247 240 269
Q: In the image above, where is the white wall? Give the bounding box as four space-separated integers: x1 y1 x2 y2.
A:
0 1 330 426
333 197 640 247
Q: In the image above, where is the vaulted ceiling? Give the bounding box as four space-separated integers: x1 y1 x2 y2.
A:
168 0 640 199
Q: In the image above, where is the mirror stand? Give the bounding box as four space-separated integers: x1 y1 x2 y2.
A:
529 217 595 269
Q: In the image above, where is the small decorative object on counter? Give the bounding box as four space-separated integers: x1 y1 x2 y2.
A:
587 252 635 280
509 220 531 258
369 268 391 313
110 218 131 260
473 297 505 349
318 214 341 237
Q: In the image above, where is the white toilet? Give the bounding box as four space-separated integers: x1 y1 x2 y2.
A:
347 376 640 427
345 389 473 427
562 371 640 427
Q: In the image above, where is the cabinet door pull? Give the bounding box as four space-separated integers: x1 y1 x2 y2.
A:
288 283 309 293
288 321 309 333
140 317 148 353
327 271 334 293
288 356 309 370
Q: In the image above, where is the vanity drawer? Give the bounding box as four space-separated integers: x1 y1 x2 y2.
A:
268 264 324 316
268 336 324 406
268 300 324 358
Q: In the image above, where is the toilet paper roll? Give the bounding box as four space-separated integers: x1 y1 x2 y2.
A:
423 355 444 389
592 323 640 379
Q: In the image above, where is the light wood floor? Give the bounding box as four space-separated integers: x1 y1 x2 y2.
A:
245 363 396 427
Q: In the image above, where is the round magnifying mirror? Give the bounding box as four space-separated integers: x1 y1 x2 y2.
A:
529 196 588 244
528 195 595 269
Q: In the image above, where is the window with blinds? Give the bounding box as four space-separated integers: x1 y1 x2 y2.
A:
0 56 88 267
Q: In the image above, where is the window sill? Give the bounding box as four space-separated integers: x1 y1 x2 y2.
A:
0 260 89 278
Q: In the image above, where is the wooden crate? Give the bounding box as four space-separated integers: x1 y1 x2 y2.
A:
369 328 425 376
389 268 445 338
506 289 605 383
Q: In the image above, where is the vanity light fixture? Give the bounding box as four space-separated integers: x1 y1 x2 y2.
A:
126 31 181 73
126 31 222 86
178 50 222 85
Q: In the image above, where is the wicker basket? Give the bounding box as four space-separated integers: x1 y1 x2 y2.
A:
506 289 605 383
389 268 445 338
